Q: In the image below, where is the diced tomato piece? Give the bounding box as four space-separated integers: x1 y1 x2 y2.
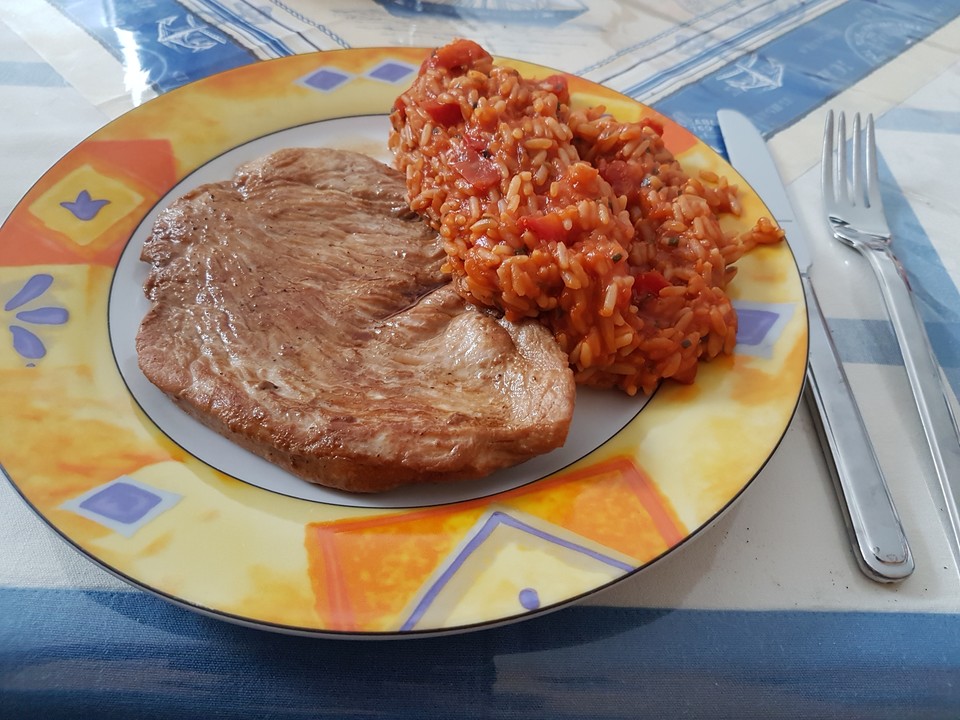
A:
599 160 646 200
428 39 491 71
391 97 406 124
567 163 600 193
640 115 665 137
545 163 602 209
519 213 568 244
633 271 670 300
424 100 462 126
539 74 570 105
450 146 500 190
462 125 488 152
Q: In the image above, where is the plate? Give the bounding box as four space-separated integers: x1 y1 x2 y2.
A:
0 48 807 637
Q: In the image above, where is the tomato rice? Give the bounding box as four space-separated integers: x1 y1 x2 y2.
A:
389 39 782 395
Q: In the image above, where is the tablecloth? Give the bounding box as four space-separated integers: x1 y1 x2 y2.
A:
3 1 960 717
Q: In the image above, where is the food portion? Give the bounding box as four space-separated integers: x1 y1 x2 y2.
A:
136 148 575 493
136 42 783 493
390 39 782 395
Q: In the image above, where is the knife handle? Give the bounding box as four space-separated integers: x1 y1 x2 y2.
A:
802 274 914 582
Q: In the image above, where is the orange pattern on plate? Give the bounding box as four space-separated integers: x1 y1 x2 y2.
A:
0 139 176 267
305 456 685 632
0 47 806 635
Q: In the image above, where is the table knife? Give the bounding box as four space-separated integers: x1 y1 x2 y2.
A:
717 109 914 582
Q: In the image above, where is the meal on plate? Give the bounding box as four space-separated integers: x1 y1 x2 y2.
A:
136 39 780 492
136 148 575 493
390 39 782 396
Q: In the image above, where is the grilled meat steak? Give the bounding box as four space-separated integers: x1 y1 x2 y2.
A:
136 148 575 492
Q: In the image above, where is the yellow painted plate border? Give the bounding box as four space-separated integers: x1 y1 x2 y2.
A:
0 48 807 637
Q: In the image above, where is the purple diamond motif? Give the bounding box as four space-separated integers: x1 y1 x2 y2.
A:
302 68 351 92
79 481 162 524
368 61 414 83
737 308 780 346
63 476 181 537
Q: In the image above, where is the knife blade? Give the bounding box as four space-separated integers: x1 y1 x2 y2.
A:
717 109 913 582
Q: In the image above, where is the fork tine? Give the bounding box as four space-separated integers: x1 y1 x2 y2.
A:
822 109 835 202
851 113 864 207
865 113 882 210
836 111 848 205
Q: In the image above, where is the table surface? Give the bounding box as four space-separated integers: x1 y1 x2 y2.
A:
3 1 960 717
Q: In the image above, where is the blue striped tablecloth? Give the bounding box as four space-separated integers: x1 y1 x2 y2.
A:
3 2 960 717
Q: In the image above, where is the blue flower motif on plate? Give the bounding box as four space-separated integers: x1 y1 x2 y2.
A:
4 273 69 364
60 189 110 221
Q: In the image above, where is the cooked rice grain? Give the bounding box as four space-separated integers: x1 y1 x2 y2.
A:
389 39 782 395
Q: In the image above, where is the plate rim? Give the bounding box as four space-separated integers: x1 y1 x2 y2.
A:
0 46 809 638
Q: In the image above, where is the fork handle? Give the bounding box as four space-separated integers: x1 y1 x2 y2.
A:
864 246 960 567
803 275 913 581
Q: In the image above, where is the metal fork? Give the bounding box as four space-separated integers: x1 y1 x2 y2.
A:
823 109 960 569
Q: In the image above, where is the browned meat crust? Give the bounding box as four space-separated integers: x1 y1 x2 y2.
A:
136 148 575 492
